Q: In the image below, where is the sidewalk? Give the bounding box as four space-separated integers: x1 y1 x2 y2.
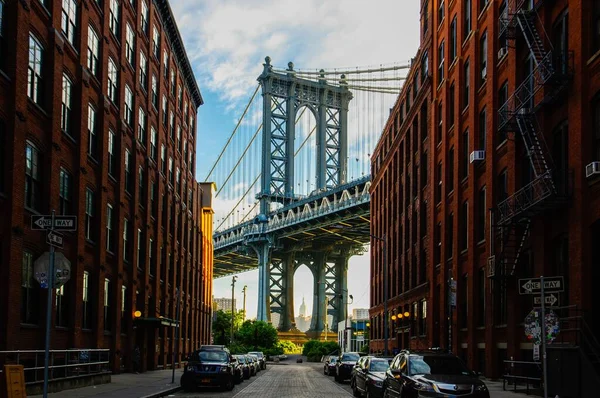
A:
31 369 182 398
484 378 542 398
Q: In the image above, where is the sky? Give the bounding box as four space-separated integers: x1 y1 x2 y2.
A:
169 0 421 320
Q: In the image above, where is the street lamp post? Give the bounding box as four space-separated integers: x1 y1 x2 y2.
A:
231 276 238 344
342 293 354 352
370 234 387 356
242 285 248 321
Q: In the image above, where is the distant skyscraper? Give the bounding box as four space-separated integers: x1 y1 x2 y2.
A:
353 308 369 320
299 296 307 317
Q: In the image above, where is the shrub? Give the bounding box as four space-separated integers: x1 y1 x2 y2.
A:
302 340 321 356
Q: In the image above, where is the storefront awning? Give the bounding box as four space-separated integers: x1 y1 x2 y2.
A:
133 317 179 327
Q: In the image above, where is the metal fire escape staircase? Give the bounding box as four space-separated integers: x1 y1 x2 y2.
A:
489 0 571 279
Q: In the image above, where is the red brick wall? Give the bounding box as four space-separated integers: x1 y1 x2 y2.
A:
0 0 211 373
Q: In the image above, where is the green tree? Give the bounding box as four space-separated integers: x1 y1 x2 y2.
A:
277 340 301 354
235 320 278 350
211 310 245 345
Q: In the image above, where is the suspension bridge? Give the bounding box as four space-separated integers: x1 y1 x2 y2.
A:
205 56 411 334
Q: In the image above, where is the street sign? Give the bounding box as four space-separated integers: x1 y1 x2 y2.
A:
31 215 77 231
34 252 71 289
533 293 559 307
518 276 564 295
524 309 561 344
46 231 64 249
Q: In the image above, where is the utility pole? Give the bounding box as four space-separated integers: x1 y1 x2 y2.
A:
242 285 247 321
231 276 237 344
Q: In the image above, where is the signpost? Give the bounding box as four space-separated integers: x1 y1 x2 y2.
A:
32 211 75 398
533 293 559 307
518 276 563 295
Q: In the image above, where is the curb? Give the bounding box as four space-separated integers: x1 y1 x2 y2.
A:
140 386 182 398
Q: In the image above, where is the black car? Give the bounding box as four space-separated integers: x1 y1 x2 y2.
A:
180 347 236 392
383 349 490 398
323 355 338 376
335 352 362 382
351 356 392 398
230 355 244 384
248 351 267 370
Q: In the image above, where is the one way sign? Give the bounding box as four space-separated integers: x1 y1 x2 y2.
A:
533 293 559 307
31 215 77 231
519 276 564 295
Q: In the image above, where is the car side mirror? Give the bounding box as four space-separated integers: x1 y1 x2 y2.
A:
390 369 403 379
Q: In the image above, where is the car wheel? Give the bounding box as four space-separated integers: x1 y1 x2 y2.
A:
324 367 327 375
365 387 372 398
224 376 235 391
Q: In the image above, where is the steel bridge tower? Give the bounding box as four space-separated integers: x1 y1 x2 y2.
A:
248 57 356 332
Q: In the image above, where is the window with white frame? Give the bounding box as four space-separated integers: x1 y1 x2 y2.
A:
178 86 182 108
138 165 145 205
170 69 175 95
28 34 44 105
109 0 120 38
124 148 132 193
108 129 116 177
61 74 73 135
106 203 114 252
88 104 98 158
108 58 118 103
59 168 72 215
139 51 148 90
168 156 173 184
176 125 181 152
140 0 149 35
176 168 180 192
124 85 133 126
123 218 130 261
150 126 157 160
82 271 91 329
161 144 166 174
125 23 135 66
163 50 168 78
85 188 94 241
151 74 158 108
169 111 174 138
25 142 41 211
87 26 100 77
162 95 167 126
152 25 160 58
138 107 146 145
137 228 142 269
103 278 111 331
61 0 77 46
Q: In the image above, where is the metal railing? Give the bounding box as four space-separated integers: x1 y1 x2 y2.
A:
503 359 543 395
0 349 110 384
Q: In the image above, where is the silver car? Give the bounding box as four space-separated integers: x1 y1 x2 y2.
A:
247 354 260 373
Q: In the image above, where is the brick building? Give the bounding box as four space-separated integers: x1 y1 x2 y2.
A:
0 0 214 373
370 0 600 380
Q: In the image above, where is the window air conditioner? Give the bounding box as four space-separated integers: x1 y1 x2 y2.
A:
498 47 508 60
586 161 600 179
470 150 485 163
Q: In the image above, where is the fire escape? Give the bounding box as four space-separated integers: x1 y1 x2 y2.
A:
488 0 572 279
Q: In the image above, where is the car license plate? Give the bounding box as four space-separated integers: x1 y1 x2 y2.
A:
201 378 211 383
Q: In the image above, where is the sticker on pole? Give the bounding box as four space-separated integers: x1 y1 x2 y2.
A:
34 252 72 289
524 309 561 344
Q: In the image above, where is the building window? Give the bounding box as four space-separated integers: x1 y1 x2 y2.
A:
28 34 44 105
163 50 169 78
152 74 158 109
61 0 77 46
450 16 457 62
124 149 132 193
87 26 100 76
461 129 469 179
149 238 155 275
139 51 148 90
55 284 68 327
498 81 508 144
463 60 470 109
477 187 486 242
140 0 149 35
463 0 471 41
438 0 444 25
169 111 174 138
449 82 455 127
497 169 508 203
183 141 188 167
161 144 166 174
480 32 487 84
437 40 444 84
137 228 143 270
21 251 39 324
138 107 146 145
150 126 157 160
138 166 145 206
106 203 114 252
82 271 92 329
499 0 508 51
123 218 130 262
124 85 133 126
125 23 135 66
436 101 443 143
420 299 427 336
447 147 454 193
61 74 73 136
436 161 442 203
178 86 183 108
170 69 175 95
25 142 41 211
109 0 120 38
479 107 486 150
421 152 428 190
177 125 182 152
168 157 173 184
150 180 157 217
108 58 118 103
435 222 442 265
58 168 72 215
104 278 111 332
85 188 94 241
162 95 167 126
108 129 116 177
152 25 160 58
88 104 98 158
176 168 181 193
460 274 468 328
460 201 468 251
121 285 127 334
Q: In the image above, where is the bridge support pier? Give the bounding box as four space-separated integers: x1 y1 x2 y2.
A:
310 252 327 332
253 242 272 323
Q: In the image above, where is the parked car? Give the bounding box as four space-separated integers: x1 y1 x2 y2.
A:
351 356 392 398
323 355 338 376
234 355 251 380
244 354 257 376
229 355 244 384
180 346 236 392
335 352 362 382
383 349 489 398
247 354 261 372
279 354 288 360
248 351 267 370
